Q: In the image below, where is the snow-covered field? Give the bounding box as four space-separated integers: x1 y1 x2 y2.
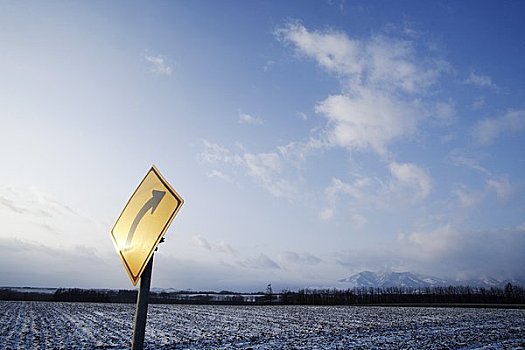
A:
0 301 524 349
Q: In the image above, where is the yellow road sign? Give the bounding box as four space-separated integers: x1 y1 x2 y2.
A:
110 165 184 285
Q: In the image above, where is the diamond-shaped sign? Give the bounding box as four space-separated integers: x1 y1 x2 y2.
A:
110 165 184 285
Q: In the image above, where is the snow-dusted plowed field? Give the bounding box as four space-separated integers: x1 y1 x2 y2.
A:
0 301 524 349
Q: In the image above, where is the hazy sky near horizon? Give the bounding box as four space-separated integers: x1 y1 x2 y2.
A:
1 1 524 292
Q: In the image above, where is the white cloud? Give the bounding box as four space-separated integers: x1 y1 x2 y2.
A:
365 35 441 94
465 72 497 89
453 185 483 208
198 22 448 211
400 224 458 259
0 186 73 219
486 176 513 201
0 237 116 288
277 138 327 167
276 21 364 79
325 178 367 207
397 224 525 280
334 248 407 274
319 207 335 221
0 186 105 247
277 21 443 93
471 96 485 110
323 162 431 218
0 185 115 287
200 140 241 165
277 21 446 157
448 148 489 174
192 235 236 256
389 162 432 200
297 111 308 120
200 141 297 199
335 223 525 281
472 109 525 145
145 54 173 76
208 170 234 183
325 177 376 206
350 213 368 229
239 112 264 125
243 152 281 179
263 60 275 72
315 90 423 155
451 177 513 208
192 235 212 250
243 152 296 198
434 100 456 125
281 251 322 265
239 254 281 270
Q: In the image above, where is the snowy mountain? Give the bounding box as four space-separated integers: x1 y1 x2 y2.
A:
339 271 449 289
338 271 524 289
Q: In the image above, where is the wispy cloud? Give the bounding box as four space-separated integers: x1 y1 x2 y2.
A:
471 96 485 110
389 162 432 200
315 90 423 155
296 111 308 120
145 54 173 76
334 248 406 274
320 161 432 222
0 186 84 222
263 60 275 72
207 170 234 183
465 71 497 90
0 196 31 215
319 207 335 221
486 176 513 201
324 161 431 212
0 185 110 259
200 140 297 199
453 185 483 208
450 175 514 208
471 109 525 145
321 176 375 224
433 100 456 126
325 177 376 206
243 152 295 198
397 224 525 280
0 237 116 288
192 235 236 256
276 21 448 157
448 149 489 174
200 140 240 164
239 254 281 270
276 21 444 91
399 224 461 260
202 22 449 207
281 251 322 265
238 112 264 125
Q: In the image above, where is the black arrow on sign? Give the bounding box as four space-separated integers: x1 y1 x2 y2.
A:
125 190 166 249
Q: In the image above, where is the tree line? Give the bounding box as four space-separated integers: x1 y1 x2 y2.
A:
1 283 524 306
281 283 525 306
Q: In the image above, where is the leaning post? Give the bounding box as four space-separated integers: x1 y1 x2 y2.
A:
131 254 154 350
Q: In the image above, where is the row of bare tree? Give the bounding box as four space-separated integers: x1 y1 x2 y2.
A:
280 283 525 305
1 283 523 305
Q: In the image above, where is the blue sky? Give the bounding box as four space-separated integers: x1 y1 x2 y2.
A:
1 1 524 291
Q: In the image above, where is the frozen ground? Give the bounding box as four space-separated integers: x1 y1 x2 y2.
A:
0 301 524 349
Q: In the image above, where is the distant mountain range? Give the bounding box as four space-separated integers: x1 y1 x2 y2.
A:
339 271 524 289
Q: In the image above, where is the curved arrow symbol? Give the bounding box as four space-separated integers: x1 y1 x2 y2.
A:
125 190 166 249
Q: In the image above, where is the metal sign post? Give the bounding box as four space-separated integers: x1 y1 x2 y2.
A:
131 254 154 350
